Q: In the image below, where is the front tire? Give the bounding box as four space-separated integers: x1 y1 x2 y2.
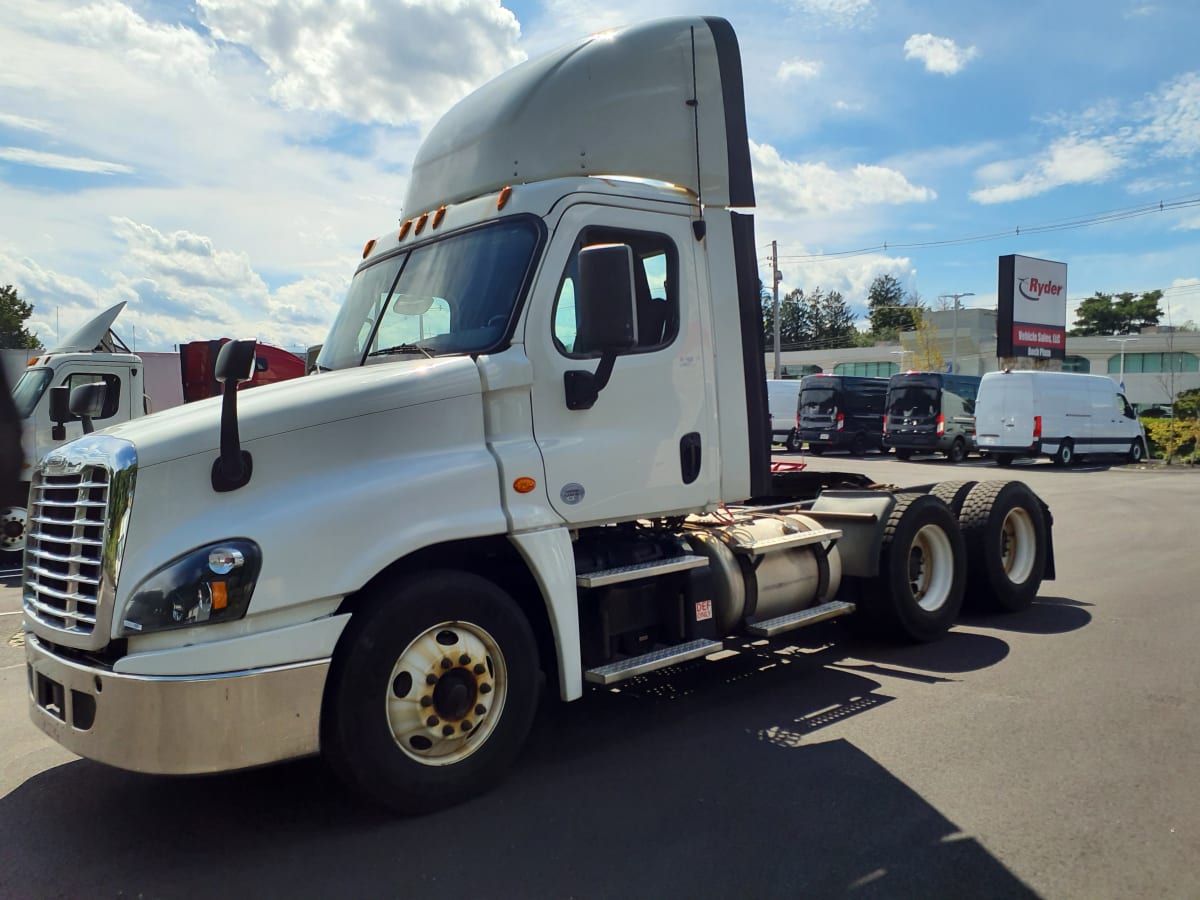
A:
1127 439 1145 464
855 494 966 642
322 570 541 815
960 481 1047 613
1 505 27 565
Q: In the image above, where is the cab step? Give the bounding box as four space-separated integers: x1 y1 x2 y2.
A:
728 527 842 557
576 554 708 588
745 600 857 637
583 638 723 685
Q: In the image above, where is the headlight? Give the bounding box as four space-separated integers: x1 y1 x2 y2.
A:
120 540 262 636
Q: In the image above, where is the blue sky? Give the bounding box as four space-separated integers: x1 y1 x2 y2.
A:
2 0 1199 352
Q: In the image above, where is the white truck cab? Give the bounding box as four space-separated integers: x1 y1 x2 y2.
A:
22 17 1056 815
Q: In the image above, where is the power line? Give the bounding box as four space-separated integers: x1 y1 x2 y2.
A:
767 193 1200 263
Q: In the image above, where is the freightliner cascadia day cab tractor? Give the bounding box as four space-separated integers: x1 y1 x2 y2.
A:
22 17 1056 814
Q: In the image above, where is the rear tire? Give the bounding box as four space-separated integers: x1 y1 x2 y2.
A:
322 570 541 815
993 454 1014 468
784 431 799 453
895 448 913 461
960 481 1047 613
851 433 868 456
928 480 978 516
1053 439 1074 467
854 494 966 642
808 445 824 456
947 438 967 464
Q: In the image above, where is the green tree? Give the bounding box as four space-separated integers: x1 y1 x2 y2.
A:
1174 387 1200 417
1069 290 1163 336
810 288 857 349
866 274 920 339
909 309 945 372
0 284 40 349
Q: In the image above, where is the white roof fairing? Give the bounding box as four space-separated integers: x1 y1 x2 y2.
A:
403 17 754 216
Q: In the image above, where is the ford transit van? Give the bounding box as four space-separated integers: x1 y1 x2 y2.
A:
797 374 888 455
884 372 981 463
975 370 1146 466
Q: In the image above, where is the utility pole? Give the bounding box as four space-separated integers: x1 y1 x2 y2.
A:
772 240 781 380
939 292 974 373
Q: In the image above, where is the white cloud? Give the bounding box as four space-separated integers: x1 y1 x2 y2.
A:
903 34 978 76
970 137 1123 204
752 140 935 215
1139 72 1200 159
196 0 525 126
786 0 874 28
777 58 823 82
0 147 133 174
0 113 53 133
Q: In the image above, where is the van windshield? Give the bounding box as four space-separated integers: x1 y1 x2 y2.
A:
12 367 52 418
887 386 939 419
317 218 540 371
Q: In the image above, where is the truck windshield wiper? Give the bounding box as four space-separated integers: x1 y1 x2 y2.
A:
367 343 434 360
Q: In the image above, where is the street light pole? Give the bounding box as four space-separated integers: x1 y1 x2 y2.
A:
1107 335 1139 391
938 292 975 374
772 240 782 380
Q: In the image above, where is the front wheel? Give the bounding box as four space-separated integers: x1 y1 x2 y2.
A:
322 570 541 815
1127 439 1145 464
960 480 1047 613
1 505 27 564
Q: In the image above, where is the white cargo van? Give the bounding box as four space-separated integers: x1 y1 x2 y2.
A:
975 370 1146 466
766 379 802 451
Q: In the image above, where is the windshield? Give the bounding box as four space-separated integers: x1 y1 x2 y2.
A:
12 367 52 418
799 388 837 417
317 218 540 370
887 386 939 418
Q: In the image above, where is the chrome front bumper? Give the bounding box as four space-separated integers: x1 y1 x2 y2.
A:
25 632 329 774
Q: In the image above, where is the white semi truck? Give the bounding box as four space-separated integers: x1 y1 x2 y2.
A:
21 17 1055 814
3 303 304 563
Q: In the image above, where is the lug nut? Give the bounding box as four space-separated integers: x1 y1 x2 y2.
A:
426 716 439 727
440 658 452 670
461 721 473 732
426 674 438 685
459 654 471 665
475 704 486 716
473 664 485 675
442 724 455 736
480 683 492 694
420 696 433 707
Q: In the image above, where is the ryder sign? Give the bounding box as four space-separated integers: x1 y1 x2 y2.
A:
997 254 1067 360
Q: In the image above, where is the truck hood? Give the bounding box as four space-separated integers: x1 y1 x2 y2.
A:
100 356 483 468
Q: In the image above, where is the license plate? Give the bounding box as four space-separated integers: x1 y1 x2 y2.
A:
819 433 830 440
979 436 996 445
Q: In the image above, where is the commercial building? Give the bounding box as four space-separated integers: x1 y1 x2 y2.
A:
766 307 1200 414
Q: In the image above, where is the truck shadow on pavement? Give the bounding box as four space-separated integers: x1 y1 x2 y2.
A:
0 617 1070 899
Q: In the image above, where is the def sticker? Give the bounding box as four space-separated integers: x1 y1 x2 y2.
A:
695 600 713 622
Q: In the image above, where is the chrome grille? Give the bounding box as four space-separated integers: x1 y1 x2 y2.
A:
24 469 109 633
22 436 137 649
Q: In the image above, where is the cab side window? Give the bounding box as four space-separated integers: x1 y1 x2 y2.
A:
62 373 121 420
552 227 678 357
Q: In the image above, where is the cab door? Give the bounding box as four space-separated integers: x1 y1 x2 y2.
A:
525 202 717 525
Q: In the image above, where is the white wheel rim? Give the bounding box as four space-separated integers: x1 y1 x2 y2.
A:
1000 507 1036 584
384 620 507 767
1 506 26 553
908 523 955 613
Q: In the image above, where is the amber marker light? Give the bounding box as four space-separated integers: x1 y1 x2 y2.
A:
398 220 412 240
497 186 513 210
362 238 376 259
513 477 536 494
432 206 447 228
211 581 229 611
415 212 430 235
